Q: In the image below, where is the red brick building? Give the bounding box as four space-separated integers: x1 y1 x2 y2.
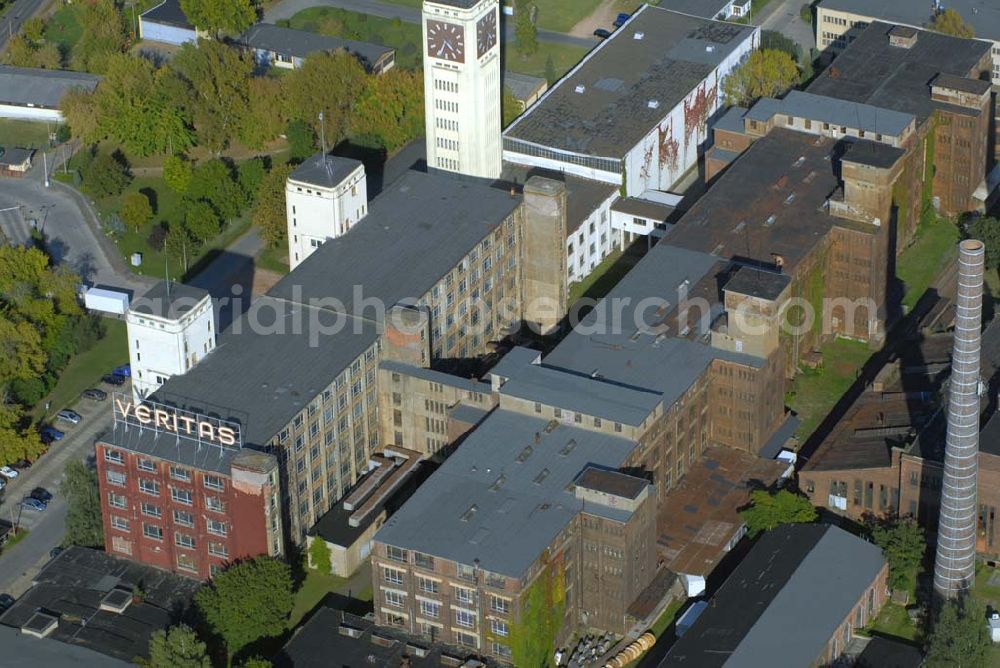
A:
96 399 283 579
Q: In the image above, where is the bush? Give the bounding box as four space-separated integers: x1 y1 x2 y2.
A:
286 119 317 162
55 124 71 143
147 223 168 251
799 3 812 23
82 150 131 197
10 377 46 405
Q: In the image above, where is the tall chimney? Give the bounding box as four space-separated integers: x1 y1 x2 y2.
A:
933 239 985 600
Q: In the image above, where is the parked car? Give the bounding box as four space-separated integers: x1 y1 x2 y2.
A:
20 498 47 512
49 546 64 559
0 466 18 479
0 478 6 491
594 28 612 38
30 487 52 502
56 409 82 425
113 364 131 378
101 374 126 386
0 594 14 612
614 12 631 27
40 426 64 443
12 459 32 470
81 388 108 401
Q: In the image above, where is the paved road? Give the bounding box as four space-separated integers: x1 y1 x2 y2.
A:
264 0 596 48
0 0 49 53
758 0 816 54
0 394 113 597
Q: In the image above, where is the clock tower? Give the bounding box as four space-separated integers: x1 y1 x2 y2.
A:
422 0 501 180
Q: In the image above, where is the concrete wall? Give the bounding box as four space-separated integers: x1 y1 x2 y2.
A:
520 177 568 335
127 297 216 400
139 20 196 46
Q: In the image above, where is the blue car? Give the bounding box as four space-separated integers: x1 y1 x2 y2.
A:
40 426 64 443
21 498 47 512
614 12 631 27
113 364 131 378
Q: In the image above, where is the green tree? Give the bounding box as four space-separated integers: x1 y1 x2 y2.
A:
253 163 294 247
722 49 799 107
22 17 44 42
308 537 332 575
931 8 975 38
184 200 221 243
195 557 293 658
967 217 1000 270
514 0 538 55
121 192 153 233
180 0 257 36
31 43 62 69
544 54 557 84
145 624 210 668
61 461 103 548
189 159 243 220
870 517 925 593
740 489 817 538
284 51 366 147
240 658 271 668
0 401 44 465
350 68 425 151
172 40 254 152
285 119 317 162
238 157 267 207
502 86 522 128
925 596 989 667
83 150 131 197
60 88 101 148
164 225 197 272
2 36 37 67
761 30 803 64
71 0 128 74
164 155 194 194
238 77 285 150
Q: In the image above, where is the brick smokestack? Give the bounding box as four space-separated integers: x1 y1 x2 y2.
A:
933 239 985 600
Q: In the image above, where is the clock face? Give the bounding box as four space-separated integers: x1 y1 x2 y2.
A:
426 19 465 63
477 10 497 58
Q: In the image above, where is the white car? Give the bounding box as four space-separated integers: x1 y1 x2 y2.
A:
0 466 18 479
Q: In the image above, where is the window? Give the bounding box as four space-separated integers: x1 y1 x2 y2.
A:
108 492 126 508
143 523 163 540
171 488 193 505
106 470 126 487
418 577 440 594
384 590 406 608
112 535 132 555
414 552 434 569
490 594 510 614
170 466 191 482
456 632 478 648
205 496 225 513
175 532 196 549
385 613 406 627
492 641 512 658
386 545 408 563
139 478 159 496
174 510 194 527
454 586 473 605
203 475 224 491
177 552 198 573
111 516 130 531
104 449 123 464
141 503 162 518
384 567 405 585
207 519 227 536
490 619 509 637
208 542 228 558
455 609 475 628
420 599 440 619
137 458 155 472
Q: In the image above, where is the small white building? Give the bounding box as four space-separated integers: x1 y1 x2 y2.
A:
139 0 197 46
659 0 752 20
240 23 395 74
286 154 367 270
0 66 100 122
126 282 215 401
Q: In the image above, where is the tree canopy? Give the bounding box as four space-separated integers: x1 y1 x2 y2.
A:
514 0 538 55
61 460 104 548
253 163 294 248
195 556 293 657
966 217 1000 270
722 49 799 107
740 489 818 537
351 68 425 152
180 0 257 36
145 624 211 668
869 517 925 593
931 9 975 38
925 596 990 667
309 537 332 575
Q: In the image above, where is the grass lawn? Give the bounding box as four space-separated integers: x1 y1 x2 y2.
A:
896 214 960 313
0 528 29 554
0 119 52 149
786 337 872 440
568 243 645 305
867 602 920 642
288 569 349 628
381 0 604 33
33 319 128 421
504 40 589 79
974 565 1000 664
257 241 290 275
44 4 85 59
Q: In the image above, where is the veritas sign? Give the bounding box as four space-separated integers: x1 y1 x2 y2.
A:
113 394 241 448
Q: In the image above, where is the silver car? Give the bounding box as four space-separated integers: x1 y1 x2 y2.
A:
56 410 82 425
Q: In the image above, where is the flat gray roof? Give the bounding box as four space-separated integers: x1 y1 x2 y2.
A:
503 71 547 102
270 171 519 316
380 360 492 395
240 24 393 69
0 66 99 109
375 410 636 577
99 421 240 475
139 0 192 29
504 5 755 158
746 90 915 137
611 196 677 222
288 153 363 189
500 354 662 426
499 164 618 234
152 297 379 447
807 22 991 125
0 625 130 668
662 524 886 667
712 104 748 134
130 280 210 318
724 265 790 301
819 0 1000 41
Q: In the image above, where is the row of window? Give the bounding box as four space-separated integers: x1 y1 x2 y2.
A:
105 450 225 489
105 471 226 511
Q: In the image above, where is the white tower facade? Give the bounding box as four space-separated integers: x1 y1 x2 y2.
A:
127 282 216 401
422 0 502 179
286 154 368 270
